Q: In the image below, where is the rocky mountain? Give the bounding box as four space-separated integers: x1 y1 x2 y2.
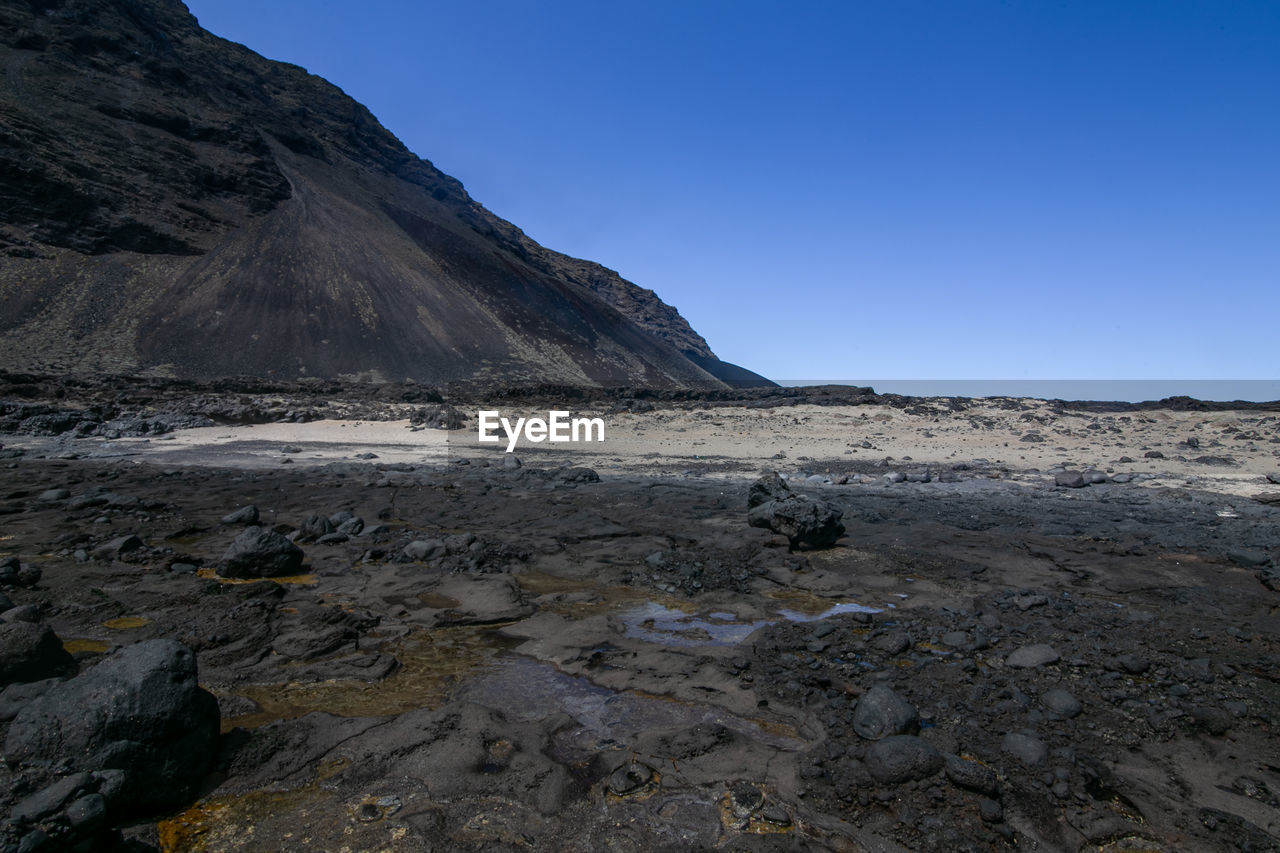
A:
0 0 772 388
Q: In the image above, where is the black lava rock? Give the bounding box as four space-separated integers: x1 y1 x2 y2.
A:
4 639 219 812
748 497 845 549
0 622 75 687
218 526 304 578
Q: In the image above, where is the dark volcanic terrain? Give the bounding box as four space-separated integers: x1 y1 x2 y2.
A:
0 386 1277 852
0 0 767 388
1 2 1278 851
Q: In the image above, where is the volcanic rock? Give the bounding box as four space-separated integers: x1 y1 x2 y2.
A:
747 496 845 549
851 685 919 740
218 526 304 578
864 735 944 784
4 639 219 811
0 622 75 687
221 505 260 525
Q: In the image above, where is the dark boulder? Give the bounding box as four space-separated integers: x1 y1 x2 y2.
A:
748 472 791 508
1054 470 1086 488
0 622 75 687
864 735 943 784
0 556 41 588
4 639 219 813
409 404 466 430
944 754 999 796
748 497 844 549
557 467 600 484
91 534 145 561
218 526 304 578
299 514 334 540
851 685 918 740
221 505 259 525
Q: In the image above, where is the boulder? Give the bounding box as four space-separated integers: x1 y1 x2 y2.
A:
91 534 145 561
4 640 219 812
403 539 446 562
0 622 75 687
748 497 844 549
1006 643 1060 669
944 754 999 795
1054 470 1086 488
748 472 791 508
864 735 943 784
221 505 260 525
1041 688 1083 719
0 556 41 588
851 685 918 740
300 514 334 540
218 526 304 578
409 404 467 430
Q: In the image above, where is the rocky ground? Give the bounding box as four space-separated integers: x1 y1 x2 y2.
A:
0 388 1278 852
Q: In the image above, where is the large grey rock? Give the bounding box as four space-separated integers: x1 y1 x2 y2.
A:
403 539 446 562
864 735 943 784
748 472 791 508
218 526 304 578
851 685 918 740
1041 688 1083 718
748 497 844 549
221 505 259 525
300 514 334 540
1006 643 1060 669
4 639 219 812
0 556 40 588
945 754 999 795
1054 470 1086 488
91 534 145 561
0 677 61 721
1001 731 1048 766
0 622 75 687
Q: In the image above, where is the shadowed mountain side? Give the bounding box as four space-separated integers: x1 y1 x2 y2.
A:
0 0 774 388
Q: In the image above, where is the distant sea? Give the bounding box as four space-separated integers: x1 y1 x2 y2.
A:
777 380 1280 403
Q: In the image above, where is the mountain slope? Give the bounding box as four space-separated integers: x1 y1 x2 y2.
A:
0 0 772 388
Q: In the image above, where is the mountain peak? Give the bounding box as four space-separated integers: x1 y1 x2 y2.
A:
0 0 771 387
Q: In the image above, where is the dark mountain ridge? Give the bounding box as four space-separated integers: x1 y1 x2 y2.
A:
0 0 772 388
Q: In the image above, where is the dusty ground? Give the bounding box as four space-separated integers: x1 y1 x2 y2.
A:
1 397 1278 852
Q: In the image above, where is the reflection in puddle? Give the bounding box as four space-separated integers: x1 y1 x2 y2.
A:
620 598 885 647
621 602 772 646
463 657 800 758
777 602 882 622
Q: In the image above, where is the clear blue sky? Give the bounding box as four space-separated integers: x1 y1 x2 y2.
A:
184 0 1278 380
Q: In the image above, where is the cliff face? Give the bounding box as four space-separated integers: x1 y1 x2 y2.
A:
0 0 772 387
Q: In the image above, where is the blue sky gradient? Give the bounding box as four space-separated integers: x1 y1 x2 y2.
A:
184 1 1279 380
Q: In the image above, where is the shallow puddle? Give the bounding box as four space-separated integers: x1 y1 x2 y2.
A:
620 601 772 646
777 601 882 622
102 616 152 630
767 589 883 622
62 638 111 654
